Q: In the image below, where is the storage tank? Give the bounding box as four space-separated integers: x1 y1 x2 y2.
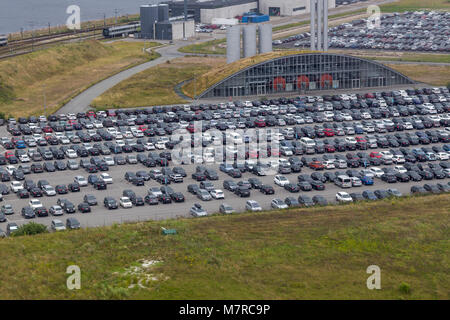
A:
158 4 169 22
140 4 159 39
226 25 241 64
243 25 257 58
258 24 272 54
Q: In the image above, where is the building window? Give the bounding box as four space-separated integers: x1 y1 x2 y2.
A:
293 6 306 12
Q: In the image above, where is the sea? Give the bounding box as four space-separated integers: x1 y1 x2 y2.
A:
0 0 162 34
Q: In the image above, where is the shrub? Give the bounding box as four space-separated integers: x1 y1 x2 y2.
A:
12 222 48 236
399 282 411 294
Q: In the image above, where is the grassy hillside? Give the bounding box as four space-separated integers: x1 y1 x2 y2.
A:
380 0 450 12
92 56 223 109
387 64 450 86
0 194 448 299
0 40 160 117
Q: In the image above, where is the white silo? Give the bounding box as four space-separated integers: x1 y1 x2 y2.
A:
243 25 257 58
226 25 241 64
258 24 272 54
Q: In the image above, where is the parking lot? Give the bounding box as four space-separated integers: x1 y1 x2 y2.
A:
0 86 449 233
276 10 450 52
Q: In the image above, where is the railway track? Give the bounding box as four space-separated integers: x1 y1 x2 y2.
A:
0 21 136 60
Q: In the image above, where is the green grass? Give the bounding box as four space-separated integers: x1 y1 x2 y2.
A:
380 0 450 12
0 40 160 117
178 38 226 55
91 56 223 109
0 194 448 299
363 54 450 64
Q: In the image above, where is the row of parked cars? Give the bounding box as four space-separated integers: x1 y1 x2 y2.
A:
279 11 450 52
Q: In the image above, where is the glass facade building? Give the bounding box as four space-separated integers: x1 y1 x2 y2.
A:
199 53 414 98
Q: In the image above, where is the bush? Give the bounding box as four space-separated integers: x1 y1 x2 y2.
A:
12 222 48 237
399 282 411 294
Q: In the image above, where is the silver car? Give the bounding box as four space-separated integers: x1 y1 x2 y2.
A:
51 219 66 231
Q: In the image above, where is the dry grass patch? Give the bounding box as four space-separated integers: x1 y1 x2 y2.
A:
0 40 160 117
386 64 450 86
92 56 224 109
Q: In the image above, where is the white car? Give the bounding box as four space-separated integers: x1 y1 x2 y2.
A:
50 205 64 216
350 177 362 187
19 154 30 162
103 156 115 166
10 181 24 193
51 219 66 232
344 137 357 145
336 192 353 203
155 141 166 150
392 154 405 164
246 200 262 212
5 165 16 175
271 198 288 209
436 152 449 160
74 176 88 187
274 175 290 187
144 142 155 151
42 185 56 196
100 173 113 184
210 189 225 199
379 151 393 159
65 149 77 159
323 160 336 169
394 165 407 174
119 197 133 208
369 167 384 178
29 199 43 209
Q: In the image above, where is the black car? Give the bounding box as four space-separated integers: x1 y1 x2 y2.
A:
234 186 250 197
17 189 30 199
423 183 441 194
312 195 328 206
104 197 118 209
374 189 389 199
381 173 397 183
362 190 377 201
145 194 159 205
285 197 300 207
223 180 238 192
284 183 300 193
29 187 43 197
297 181 312 191
55 185 68 194
83 194 97 206
260 184 274 195
349 193 364 202
21 206 35 219
170 192 185 203
298 195 314 207
68 182 80 192
411 185 428 195
78 202 91 213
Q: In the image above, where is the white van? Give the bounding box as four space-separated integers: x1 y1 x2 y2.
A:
335 175 352 188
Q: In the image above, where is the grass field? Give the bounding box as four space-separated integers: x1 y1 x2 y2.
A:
387 64 450 86
91 56 223 109
360 54 450 64
0 40 160 117
0 194 448 299
178 38 227 55
380 0 450 12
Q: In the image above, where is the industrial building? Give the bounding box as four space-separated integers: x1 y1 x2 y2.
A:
140 3 195 40
166 0 335 23
198 53 414 98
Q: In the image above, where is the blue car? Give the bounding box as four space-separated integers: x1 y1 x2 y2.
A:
15 140 26 149
360 175 374 185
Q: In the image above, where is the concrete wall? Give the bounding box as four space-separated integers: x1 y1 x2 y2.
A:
259 0 335 16
200 2 258 23
171 20 195 40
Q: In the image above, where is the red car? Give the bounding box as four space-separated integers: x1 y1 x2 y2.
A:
324 144 335 153
323 128 335 137
186 124 197 133
370 152 382 158
254 118 266 127
86 110 96 118
42 126 53 133
309 161 325 170
4 151 14 158
355 136 367 143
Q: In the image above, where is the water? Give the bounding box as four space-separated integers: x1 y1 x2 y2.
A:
0 0 161 34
